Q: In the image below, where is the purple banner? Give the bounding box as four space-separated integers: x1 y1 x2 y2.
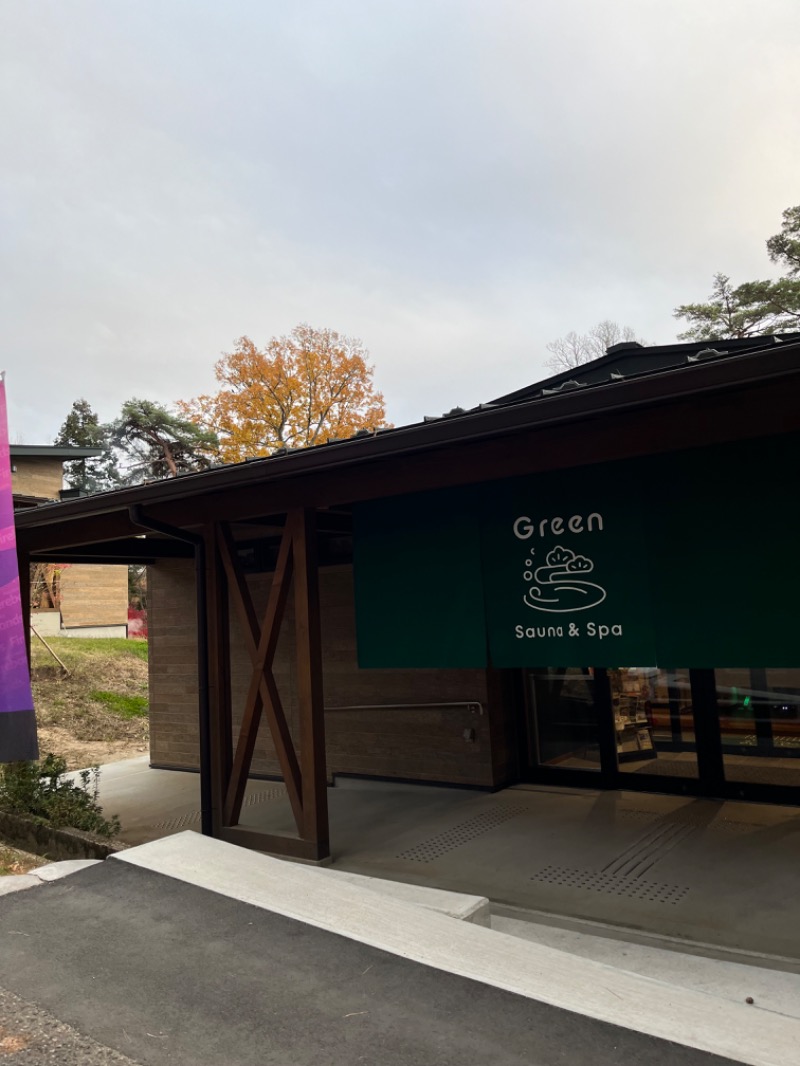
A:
0 375 39 761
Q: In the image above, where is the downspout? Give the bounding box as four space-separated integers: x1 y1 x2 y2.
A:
129 506 212 837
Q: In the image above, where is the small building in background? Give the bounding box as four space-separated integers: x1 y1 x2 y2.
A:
11 445 129 638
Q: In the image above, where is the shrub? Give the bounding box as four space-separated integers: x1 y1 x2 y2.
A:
0 755 121 838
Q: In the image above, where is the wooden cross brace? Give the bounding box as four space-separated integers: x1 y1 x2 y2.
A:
215 509 329 855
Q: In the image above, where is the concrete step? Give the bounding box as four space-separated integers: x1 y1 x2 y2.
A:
492 911 800 1021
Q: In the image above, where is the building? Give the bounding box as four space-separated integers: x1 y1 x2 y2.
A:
11 445 129 638
13 333 800 860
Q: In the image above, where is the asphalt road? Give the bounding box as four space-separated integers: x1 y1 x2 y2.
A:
0 861 738 1066
0 984 141 1065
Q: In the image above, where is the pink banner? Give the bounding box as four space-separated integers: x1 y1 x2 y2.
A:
0 375 39 761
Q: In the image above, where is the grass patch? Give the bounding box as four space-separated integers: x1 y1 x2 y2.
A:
100 637 148 661
90 690 148 718
34 637 148 668
31 638 150 765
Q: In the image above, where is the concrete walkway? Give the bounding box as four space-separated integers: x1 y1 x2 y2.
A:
0 854 741 1066
116 832 800 1065
91 758 800 961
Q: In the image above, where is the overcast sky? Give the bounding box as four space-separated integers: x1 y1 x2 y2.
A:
2 1 798 442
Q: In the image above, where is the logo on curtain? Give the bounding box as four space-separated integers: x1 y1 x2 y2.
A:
522 545 607 613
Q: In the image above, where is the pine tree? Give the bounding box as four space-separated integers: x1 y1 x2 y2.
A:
674 206 800 340
54 399 121 493
112 399 218 482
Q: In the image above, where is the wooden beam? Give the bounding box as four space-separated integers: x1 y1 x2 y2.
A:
30 553 164 566
17 511 143 554
219 825 328 861
217 520 303 829
292 508 329 854
30 537 194 562
245 511 352 534
212 512 329 858
205 524 233 836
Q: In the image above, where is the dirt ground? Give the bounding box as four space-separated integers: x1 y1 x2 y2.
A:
0 845 46 876
34 727 148 771
30 638 149 771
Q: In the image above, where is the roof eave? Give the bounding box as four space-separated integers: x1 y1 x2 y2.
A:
10 446 104 459
14 342 800 531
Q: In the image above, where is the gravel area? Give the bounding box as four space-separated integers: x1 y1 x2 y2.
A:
0 986 142 1065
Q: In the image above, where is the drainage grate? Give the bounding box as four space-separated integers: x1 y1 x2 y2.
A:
531 865 690 904
243 787 286 807
151 788 285 830
714 819 760 836
618 809 661 825
684 811 761 835
152 810 202 831
397 806 528 863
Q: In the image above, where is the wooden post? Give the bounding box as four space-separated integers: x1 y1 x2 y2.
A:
213 512 330 860
292 508 329 859
205 525 233 836
218 520 303 829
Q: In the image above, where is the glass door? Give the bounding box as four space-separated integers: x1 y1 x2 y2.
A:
522 665 800 803
715 669 800 790
612 668 699 781
525 667 604 773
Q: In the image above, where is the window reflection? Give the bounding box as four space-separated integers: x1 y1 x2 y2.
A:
528 668 601 771
611 668 698 777
526 666 800 792
716 669 800 788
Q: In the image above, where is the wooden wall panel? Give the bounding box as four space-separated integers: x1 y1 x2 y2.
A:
60 565 129 628
149 560 504 786
148 560 200 769
11 457 63 500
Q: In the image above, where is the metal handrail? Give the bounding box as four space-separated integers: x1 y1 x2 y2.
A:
325 701 483 715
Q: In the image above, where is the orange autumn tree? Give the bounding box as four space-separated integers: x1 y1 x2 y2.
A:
179 325 389 463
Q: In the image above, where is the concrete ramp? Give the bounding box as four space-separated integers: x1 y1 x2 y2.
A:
113 832 799 1066
300 863 491 924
